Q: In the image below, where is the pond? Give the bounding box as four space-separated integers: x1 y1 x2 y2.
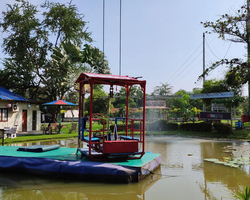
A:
1 136 250 200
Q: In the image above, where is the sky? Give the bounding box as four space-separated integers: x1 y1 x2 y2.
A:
0 0 248 95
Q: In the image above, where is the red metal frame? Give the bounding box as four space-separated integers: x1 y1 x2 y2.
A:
76 73 146 160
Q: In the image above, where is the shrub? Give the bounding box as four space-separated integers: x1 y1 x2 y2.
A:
195 122 212 132
213 123 232 135
166 122 179 131
110 124 130 132
180 122 212 132
111 119 179 132
145 119 178 131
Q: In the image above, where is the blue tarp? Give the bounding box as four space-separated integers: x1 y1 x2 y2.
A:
0 87 28 101
0 156 138 183
17 145 60 152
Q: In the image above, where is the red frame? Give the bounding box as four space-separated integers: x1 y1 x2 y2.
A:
76 73 146 160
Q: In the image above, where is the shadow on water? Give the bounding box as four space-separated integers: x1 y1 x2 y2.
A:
0 168 162 200
2 136 250 199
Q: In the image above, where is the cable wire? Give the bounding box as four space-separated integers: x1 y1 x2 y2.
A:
167 42 203 83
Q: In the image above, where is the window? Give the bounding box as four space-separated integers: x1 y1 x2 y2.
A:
0 108 8 122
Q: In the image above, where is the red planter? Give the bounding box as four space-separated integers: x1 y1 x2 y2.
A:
241 115 249 122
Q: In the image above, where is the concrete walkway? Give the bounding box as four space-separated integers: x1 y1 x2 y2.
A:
17 131 43 136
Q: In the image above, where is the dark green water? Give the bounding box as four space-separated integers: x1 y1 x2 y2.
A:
1 136 250 199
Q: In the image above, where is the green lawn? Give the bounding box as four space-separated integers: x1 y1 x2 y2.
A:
1 121 250 145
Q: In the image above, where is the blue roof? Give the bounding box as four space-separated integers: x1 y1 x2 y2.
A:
0 87 28 101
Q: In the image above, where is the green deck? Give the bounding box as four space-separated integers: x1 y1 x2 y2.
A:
0 146 160 168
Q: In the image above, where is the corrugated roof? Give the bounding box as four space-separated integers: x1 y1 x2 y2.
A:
145 106 170 110
146 100 166 107
0 87 28 101
75 73 146 87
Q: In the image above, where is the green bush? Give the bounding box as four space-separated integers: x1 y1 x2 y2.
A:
166 122 179 131
110 124 130 132
195 122 212 132
180 123 194 131
111 119 179 132
145 119 178 131
213 123 232 135
180 122 212 132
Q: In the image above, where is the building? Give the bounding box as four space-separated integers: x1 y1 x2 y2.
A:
63 109 79 122
0 87 41 132
145 100 170 121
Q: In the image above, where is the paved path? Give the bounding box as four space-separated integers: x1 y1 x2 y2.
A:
16 131 43 136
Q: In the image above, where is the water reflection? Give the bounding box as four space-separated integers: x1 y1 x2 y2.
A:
2 136 250 199
0 168 161 200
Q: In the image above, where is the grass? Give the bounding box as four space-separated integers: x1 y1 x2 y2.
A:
1 121 250 145
146 129 250 139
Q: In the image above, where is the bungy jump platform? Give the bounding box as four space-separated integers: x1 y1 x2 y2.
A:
0 145 161 183
0 73 162 183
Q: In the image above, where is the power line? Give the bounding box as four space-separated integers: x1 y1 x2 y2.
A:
169 35 230 87
223 41 233 58
164 38 201 80
205 39 221 60
167 42 203 83
166 0 245 91
170 53 203 86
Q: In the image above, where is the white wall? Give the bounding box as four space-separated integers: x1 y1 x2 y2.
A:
64 110 79 118
0 101 41 132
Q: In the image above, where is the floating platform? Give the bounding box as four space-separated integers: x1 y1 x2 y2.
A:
0 146 161 183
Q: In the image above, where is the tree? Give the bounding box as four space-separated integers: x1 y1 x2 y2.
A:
167 89 202 122
0 0 49 98
200 1 250 114
85 87 109 115
201 79 244 110
113 86 143 108
41 0 92 47
151 82 172 96
172 90 191 110
201 79 229 106
0 0 107 101
51 41 109 99
190 88 203 110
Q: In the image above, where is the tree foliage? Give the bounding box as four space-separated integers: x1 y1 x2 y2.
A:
113 86 143 108
201 79 244 108
199 3 250 93
51 41 109 99
0 0 49 98
41 0 92 47
0 0 109 101
85 87 109 115
151 82 172 96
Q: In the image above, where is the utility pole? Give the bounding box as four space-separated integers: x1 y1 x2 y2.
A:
203 33 206 111
247 0 250 117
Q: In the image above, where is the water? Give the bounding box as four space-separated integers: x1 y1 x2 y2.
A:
1 136 250 200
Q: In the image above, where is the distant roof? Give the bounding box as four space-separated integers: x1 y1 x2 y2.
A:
0 87 28 101
145 100 170 110
146 100 166 107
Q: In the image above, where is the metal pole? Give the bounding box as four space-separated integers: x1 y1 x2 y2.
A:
1 131 4 146
247 0 250 117
119 0 122 75
203 33 206 112
78 82 82 150
103 0 105 68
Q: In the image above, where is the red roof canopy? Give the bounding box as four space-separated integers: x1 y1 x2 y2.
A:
75 73 146 87
43 99 77 106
